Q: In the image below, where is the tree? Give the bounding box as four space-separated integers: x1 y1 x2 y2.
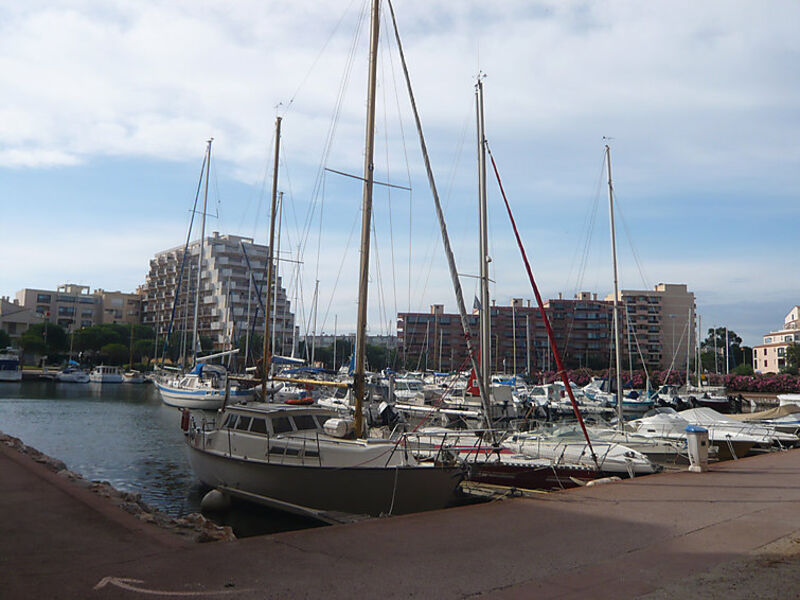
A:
19 323 67 359
0 329 11 349
733 363 754 376
701 327 742 370
785 344 800 375
100 343 129 365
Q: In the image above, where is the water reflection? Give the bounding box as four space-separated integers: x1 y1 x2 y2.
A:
0 381 320 536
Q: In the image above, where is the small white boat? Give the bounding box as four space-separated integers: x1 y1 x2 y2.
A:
122 370 145 384
55 366 90 383
89 365 123 383
502 431 660 477
0 348 22 382
156 363 254 410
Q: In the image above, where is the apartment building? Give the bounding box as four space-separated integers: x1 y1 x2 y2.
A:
397 292 613 373
0 297 38 340
752 306 799 374
610 283 696 370
141 232 295 353
15 284 141 331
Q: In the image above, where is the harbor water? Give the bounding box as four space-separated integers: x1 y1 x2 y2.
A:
0 380 321 537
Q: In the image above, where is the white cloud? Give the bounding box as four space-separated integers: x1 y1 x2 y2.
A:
1 0 798 342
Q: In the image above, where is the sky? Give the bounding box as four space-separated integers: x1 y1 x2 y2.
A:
1 0 798 346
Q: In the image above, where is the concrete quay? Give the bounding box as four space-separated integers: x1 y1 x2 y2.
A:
2 439 800 599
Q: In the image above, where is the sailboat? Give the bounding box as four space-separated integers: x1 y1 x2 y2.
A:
184 0 464 519
155 139 254 409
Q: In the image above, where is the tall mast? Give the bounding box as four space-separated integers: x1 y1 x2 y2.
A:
696 314 702 386
605 144 624 429
526 314 531 376
272 191 284 356
353 0 380 437
192 138 212 364
686 305 692 387
262 116 282 400
476 78 492 400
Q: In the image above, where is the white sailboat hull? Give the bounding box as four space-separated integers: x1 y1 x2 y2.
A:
156 382 254 410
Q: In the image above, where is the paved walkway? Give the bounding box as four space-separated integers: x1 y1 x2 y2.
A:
2 440 799 599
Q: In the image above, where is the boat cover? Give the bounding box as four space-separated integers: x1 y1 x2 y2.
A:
727 404 800 422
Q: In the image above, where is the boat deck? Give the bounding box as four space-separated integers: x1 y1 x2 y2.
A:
3 437 800 599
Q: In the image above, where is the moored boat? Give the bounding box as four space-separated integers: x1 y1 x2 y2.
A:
89 365 123 383
0 348 22 382
156 363 254 410
55 365 90 383
122 370 145 384
185 403 464 517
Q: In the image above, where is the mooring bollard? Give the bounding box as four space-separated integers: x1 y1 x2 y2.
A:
685 424 709 473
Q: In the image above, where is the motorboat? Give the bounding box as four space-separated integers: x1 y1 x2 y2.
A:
122 370 145 384
156 363 254 410
541 423 691 464
404 428 600 490
727 404 800 435
502 430 660 477
679 407 799 449
0 348 22 382
89 365 123 383
184 403 464 517
55 365 90 383
626 407 794 460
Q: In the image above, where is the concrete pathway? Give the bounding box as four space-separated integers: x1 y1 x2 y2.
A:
2 441 799 599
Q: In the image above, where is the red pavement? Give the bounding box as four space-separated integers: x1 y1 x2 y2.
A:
2 441 799 599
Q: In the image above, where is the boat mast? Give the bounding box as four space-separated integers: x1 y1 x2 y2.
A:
192 138 212 365
605 144 624 429
476 77 492 401
686 305 692 387
696 314 702 386
272 191 284 356
385 0 491 423
353 0 380 437
261 116 282 400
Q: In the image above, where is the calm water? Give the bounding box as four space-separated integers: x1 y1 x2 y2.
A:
0 380 320 536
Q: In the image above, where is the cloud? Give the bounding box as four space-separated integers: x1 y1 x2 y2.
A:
1 1 798 343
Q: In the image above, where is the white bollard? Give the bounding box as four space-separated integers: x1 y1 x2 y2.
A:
685 425 709 473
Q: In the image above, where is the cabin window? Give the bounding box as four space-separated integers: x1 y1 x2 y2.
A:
270 416 293 434
223 414 237 428
250 418 267 434
292 415 317 431
235 416 252 431
269 445 298 456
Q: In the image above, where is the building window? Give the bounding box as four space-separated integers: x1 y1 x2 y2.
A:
764 360 768 367
36 294 51 303
58 306 75 316
765 337 772 343
778 348 785 357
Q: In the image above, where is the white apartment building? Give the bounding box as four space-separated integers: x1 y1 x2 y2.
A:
141 232 295 354
752 306 799 374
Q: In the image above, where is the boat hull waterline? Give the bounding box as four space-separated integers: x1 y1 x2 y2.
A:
186 443 464 517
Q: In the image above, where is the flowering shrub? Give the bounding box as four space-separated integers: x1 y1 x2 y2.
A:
532 369 800 393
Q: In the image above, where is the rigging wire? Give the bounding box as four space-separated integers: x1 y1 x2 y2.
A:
411 103 472 314
296 0 369 268
280 0 362 118
612 189 650 289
